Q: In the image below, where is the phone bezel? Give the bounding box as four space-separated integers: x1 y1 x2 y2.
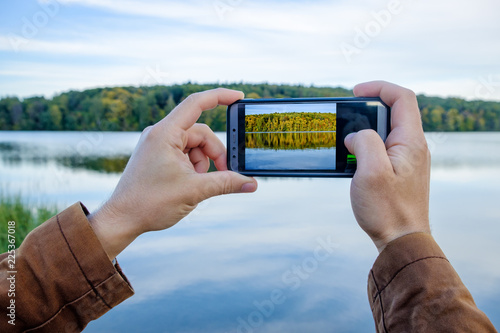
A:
227 97 390 177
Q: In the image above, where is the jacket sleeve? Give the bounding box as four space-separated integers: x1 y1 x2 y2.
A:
0 202 134 333
368 232 497 332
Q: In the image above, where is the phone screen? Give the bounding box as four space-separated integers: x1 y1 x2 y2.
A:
228 98 389 177
244 103 338 171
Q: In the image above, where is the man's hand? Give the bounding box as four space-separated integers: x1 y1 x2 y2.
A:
344 81 431 253
88 88 258 261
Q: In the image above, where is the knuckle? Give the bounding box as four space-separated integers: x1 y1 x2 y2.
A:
142 125 153 135
144 124 161 140
401 88 417 101
196 123 211 132
139 125 155 141
184 92 199 106
220 172 234 195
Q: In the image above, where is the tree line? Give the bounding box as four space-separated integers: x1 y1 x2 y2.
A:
0 83 499 132
245 112 336 133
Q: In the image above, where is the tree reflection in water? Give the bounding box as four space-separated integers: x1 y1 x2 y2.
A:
245 132 336 150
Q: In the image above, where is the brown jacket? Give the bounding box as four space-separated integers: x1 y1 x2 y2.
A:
0 203 497 332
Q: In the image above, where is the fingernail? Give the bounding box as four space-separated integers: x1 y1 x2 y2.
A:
241 182 257 193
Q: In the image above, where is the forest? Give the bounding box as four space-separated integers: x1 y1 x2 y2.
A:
245 112 336 133
0 82 499 132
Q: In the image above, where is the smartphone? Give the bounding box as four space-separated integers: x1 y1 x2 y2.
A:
227 97 390 177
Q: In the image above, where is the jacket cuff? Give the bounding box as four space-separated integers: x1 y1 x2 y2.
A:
58 202 135 309
12 202 135 331
367 232 497 332
368 232 447 303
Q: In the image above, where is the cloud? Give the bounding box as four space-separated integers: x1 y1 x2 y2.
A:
1 0 499 99
53 0 357 34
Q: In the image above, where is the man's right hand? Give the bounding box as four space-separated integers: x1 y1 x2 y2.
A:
344 81 431 253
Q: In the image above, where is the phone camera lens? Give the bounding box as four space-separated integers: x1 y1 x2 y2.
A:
233 128 236 132
232 155 236 158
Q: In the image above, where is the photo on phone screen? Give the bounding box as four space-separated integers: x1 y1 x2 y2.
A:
245 103 337 171
227 98 389 177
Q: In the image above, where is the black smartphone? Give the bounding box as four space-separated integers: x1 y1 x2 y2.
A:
226 97 390 177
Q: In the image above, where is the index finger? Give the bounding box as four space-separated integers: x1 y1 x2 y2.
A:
353 81 423 137
164 88 244 130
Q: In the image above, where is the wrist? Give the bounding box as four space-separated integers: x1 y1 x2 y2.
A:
87 203 139 261
375 227 431 253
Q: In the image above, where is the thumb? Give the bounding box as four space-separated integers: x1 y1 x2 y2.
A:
198 171 258 200
344 130 392 175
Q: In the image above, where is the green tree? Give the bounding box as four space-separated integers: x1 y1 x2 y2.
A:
429 106 445 131
446 108 460 131
49 105 63 130
164 95 176 114
1 83 500 132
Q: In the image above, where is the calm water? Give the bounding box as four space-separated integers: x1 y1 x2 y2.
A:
0 131 499 332
246 147 336 170
245 132 336 170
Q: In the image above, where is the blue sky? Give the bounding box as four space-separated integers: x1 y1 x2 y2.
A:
1 0 500 100
246 103 336 116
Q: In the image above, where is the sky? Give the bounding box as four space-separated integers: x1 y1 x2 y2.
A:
0 0 499 101
246 103 336 115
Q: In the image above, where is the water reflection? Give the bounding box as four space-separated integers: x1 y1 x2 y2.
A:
245 132 337 170
57 155 130 174
0 137 129 174
1 152 130 174
246 148 336 170
0 142 19 151
0 131 499 332
245 132 336 150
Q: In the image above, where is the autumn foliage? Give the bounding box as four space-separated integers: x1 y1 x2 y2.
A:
245 112 336 133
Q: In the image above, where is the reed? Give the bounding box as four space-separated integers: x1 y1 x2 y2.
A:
0 194 58 250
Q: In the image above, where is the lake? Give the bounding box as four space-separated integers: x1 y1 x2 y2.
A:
0 131 499 332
